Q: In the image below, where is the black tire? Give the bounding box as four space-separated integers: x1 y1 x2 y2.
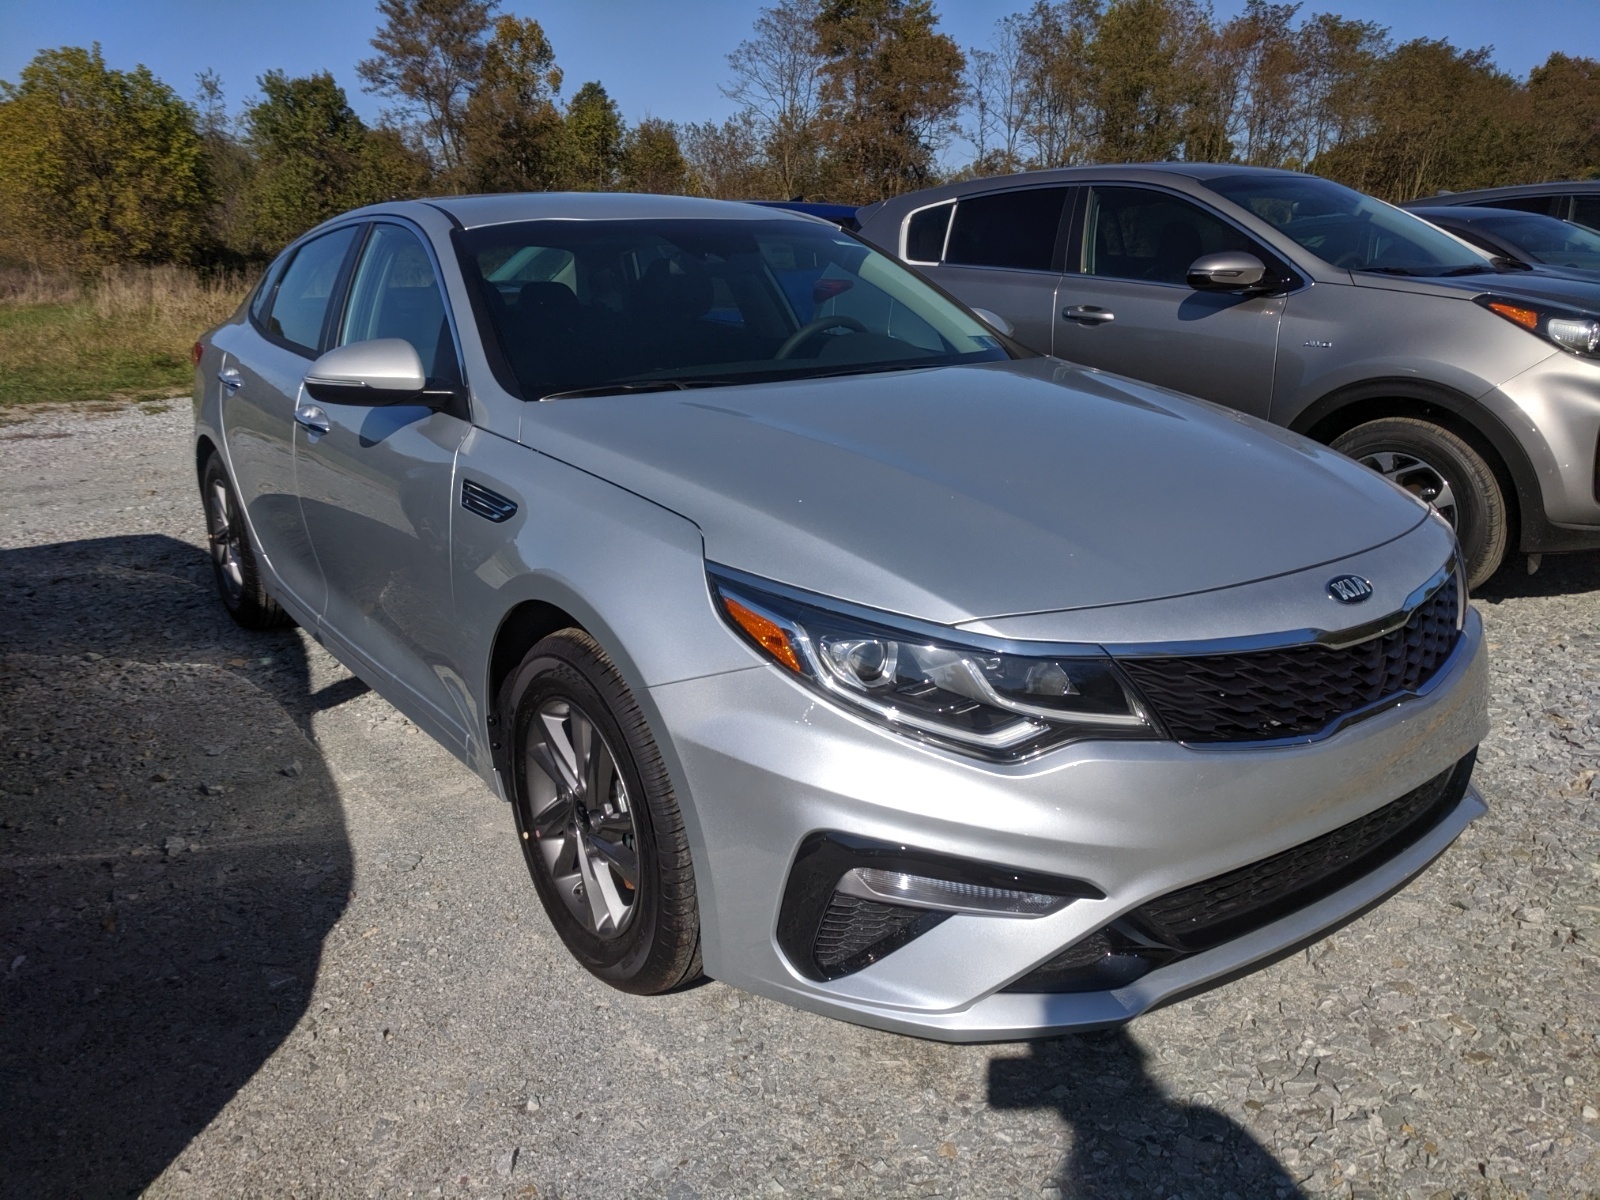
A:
200 454 292 630
1330 417 1508 590
499 630 701 994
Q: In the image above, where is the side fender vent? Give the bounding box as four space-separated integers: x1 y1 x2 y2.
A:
461 479 517 523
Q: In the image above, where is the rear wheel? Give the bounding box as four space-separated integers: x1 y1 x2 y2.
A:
499 630 701 994
1331 417 1507 590
200 454 291 630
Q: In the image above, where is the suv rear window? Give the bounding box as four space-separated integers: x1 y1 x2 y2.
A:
904 203 953 263
945 189 1069 272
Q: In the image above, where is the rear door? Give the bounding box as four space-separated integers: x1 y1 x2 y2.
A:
909 186 1074 354
1053 185 1285 417
220 224 361 617
293 221 474 749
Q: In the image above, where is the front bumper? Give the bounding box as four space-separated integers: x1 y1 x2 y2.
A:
1491 351 1600 549
650 609 1488 1041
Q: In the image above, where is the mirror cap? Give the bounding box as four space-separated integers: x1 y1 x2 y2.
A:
304 338 426 406
1187 251 1267 292
970 307 1015 338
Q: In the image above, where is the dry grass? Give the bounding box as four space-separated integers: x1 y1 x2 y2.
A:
0 266 255 407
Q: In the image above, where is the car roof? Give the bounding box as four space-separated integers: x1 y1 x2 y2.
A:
363 192 824 231
1411 181 1600 205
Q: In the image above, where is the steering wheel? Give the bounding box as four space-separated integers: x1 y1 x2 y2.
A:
775 315 868 360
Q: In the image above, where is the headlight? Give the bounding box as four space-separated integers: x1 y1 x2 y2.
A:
709 568 1158 760
1478 294 1600 357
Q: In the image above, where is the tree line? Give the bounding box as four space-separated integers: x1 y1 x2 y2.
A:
1 0 1596 273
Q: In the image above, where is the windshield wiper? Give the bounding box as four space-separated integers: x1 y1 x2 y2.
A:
539 380 689 401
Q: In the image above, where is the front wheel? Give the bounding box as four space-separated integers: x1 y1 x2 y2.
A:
499 630 701 994
1330 418 1508 590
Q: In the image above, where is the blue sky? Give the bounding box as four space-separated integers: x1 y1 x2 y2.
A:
3 0 1596 140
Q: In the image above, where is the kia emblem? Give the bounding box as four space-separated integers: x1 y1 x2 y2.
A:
1327 575 1373 604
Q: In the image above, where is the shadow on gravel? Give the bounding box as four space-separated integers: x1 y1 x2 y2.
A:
1475 550 1600 603
990 1029 1308 1198
0 534 354 1198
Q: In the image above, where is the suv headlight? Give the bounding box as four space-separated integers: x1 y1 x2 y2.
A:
1478 294 1600 357
709 568 1159 760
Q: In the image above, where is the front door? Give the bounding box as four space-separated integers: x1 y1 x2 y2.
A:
1053 185 1284 418
220 224 361 616
294 222 473 747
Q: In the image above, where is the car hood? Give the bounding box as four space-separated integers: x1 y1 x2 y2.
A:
1353 265 1600 312
516 359 1428 625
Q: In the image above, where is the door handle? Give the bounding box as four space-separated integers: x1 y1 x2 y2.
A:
1062 305 1115 325
294 403 331 435
218 366 244 390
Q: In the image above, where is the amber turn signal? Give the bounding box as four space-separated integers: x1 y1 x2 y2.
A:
722 595 803 673
1487 301 1538 331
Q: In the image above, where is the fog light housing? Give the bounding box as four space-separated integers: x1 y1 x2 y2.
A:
837 867 1072 916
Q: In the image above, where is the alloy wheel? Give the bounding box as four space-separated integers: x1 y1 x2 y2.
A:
524 698 640 939
1357 450 1457 527
206 480 246 605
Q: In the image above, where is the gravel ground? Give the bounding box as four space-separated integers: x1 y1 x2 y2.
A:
1 401 1597 1200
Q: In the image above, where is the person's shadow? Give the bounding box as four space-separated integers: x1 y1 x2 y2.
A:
989 1028 1308 1198
0 534 362 1198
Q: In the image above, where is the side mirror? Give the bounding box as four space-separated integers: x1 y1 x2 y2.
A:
304 339 427 406
1186 252 1268 292
970 307 1015 338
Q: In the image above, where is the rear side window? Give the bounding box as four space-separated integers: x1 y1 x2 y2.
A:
339 224 460 384
1572 196 1600 231
946 188 1069 271
1084 187 1257 285
249 253 289 323
263 226 360 354
1479 195 1561 217
904 203 953 263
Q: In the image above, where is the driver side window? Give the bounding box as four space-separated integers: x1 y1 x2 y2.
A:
1083 187 1258 285
339 224 461 385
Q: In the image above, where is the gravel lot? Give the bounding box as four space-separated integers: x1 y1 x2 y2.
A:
2 401 1597 1200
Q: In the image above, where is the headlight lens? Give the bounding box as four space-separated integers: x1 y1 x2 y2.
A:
711 572 1157 759
1479 295 1600 358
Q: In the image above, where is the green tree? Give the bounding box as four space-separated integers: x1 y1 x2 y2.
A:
192 70 257 264
558 81 624 190
0 45 212 269
460 14 565 191
1315 39 1524 200
358 0 498 177
244 70 429 250
621 117 688 193
1088 0 1209 163
813 0 966 203
682 114 771 198
725 0 827 198
1525 53 1600 182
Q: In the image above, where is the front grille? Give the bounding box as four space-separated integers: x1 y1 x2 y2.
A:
1118 573 1460 744
1006 753 1474 993
812 894 946 979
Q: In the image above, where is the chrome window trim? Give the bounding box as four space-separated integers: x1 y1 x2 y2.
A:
899 198 956 265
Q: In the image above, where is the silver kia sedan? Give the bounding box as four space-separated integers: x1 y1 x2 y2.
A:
194 194 1487 1041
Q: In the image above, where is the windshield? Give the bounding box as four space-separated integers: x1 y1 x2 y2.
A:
1470 211 1600 269
457 218 1012 399
1204 173 1491 277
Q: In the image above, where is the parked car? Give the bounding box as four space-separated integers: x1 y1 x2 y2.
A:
855 166 1600 588
1408 205 1600 279
1403 180 1600 230
195 193 1487 1040
749 199 861 230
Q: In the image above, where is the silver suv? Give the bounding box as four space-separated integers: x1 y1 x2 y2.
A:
857 166 1600 588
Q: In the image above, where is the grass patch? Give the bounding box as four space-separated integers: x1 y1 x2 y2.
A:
0 267 253 407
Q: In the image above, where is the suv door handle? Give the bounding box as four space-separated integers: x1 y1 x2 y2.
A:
218 366 244 390
294 403 331 435
1062 305 1115 325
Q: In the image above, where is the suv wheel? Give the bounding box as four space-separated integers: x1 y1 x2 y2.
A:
1331 418 1507 590
499 630 702 995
